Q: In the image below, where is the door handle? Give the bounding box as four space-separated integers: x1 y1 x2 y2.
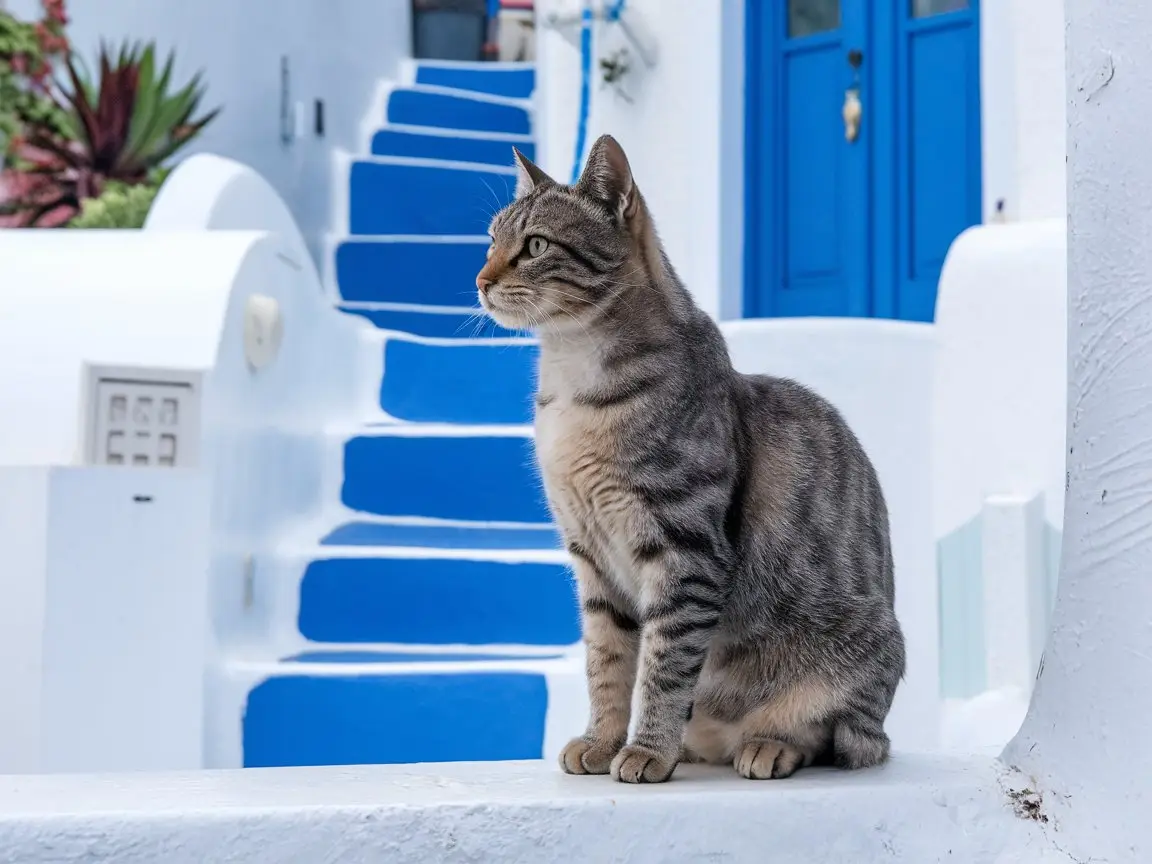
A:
843 48 864 143
843 88 862 143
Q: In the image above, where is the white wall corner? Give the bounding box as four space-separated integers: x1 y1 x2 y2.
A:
980 492 1046 694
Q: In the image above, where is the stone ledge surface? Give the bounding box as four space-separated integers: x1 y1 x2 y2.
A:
0 755 1053 863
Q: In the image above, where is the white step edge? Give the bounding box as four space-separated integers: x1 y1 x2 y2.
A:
333 233 490 244
0 756 1043 863
232 642 578 663
338 300 483 315
229 654 583 678
345 151 520 175
388 81 534 109
403 57 536 76
292 513 558 536
334 421 535 439
373 121 534 143
286 542 566 565
371 326 536 347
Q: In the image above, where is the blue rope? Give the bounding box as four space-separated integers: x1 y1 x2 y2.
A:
569 0 628 183
570 3 594 183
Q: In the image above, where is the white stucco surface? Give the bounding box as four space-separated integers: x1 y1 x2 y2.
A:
1004 2 1152 859
0 467 209 775
980 0 1068 222
536 0 729 319
0 756 1057 863
0 230 252 466
931 220 1067 538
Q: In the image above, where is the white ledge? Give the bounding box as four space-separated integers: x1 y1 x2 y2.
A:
0 755 1051 863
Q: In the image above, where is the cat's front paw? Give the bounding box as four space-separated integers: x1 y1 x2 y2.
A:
559 736 622 775
734 738 809 780
609 743 677 784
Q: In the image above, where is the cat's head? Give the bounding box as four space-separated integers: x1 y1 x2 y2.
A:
476 134 644 332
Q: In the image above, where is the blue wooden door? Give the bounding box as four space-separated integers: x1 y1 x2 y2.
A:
745 0 981 322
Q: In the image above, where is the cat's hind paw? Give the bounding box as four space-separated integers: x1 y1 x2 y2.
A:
609 743 677 783
559 736 621 775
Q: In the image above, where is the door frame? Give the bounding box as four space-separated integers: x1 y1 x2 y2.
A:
742 0 983 321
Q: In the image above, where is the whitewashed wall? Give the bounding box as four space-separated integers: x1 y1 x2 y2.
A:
536 0 1067 318
0 230 249 466
8 0 410 261
536 0 737 320
980 0 1067 222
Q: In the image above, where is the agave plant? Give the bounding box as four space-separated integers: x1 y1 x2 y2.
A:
1 39 220 226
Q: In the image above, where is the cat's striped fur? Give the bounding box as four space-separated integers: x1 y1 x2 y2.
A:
476 135 905 783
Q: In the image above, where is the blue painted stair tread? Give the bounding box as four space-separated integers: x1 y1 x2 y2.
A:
283 650 563 663
299 556 579 645
342 433 550 523
414 63 535 99
387 88 531 135
336 238 488 306
320 521 562 550
349 160 514 236
339 305 522 338
381 338 537 425
371 129 533 166
243 671 548 767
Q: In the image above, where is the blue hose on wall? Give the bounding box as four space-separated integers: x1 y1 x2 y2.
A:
570 3 594 183
570 0 628 184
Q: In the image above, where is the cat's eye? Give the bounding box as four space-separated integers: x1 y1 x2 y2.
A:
527 236 549 258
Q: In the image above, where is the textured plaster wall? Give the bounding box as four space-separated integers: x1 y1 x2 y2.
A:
1003 1 1152 859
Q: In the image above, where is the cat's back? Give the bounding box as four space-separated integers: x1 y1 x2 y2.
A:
734 370 894 602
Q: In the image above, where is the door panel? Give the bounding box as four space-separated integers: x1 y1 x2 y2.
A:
747 1 870 319
780 45 847 314
897 9 981 321
745 0 982 323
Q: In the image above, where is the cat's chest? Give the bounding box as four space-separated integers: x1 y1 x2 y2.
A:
535 400 639 541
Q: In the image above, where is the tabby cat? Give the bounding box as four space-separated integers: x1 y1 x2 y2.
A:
476 134 905 784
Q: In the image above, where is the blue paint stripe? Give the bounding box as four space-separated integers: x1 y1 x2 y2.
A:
283 650 564 663
349 161 514 236
298 557 579 645
371 129 533 166
335 240 487 306
338 305 520 338
381 339 537 424
387 89 531 135
242 672 548 766
342 434 550 523
320 521 562 550
414 65 535 99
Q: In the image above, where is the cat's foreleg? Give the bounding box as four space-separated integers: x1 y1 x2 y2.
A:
559 549 640 775
611 549 726 784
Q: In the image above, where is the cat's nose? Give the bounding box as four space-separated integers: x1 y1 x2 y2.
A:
476 276 493 295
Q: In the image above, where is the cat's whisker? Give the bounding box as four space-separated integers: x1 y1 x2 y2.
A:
477 175 505 214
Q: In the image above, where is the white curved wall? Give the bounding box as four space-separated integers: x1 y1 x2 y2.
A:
932 220 1067 538
0 230 254 466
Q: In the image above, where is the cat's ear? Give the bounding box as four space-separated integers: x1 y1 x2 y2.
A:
577 134 638 221
513 147 554 198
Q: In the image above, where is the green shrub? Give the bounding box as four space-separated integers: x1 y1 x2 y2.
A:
68 167 170 229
